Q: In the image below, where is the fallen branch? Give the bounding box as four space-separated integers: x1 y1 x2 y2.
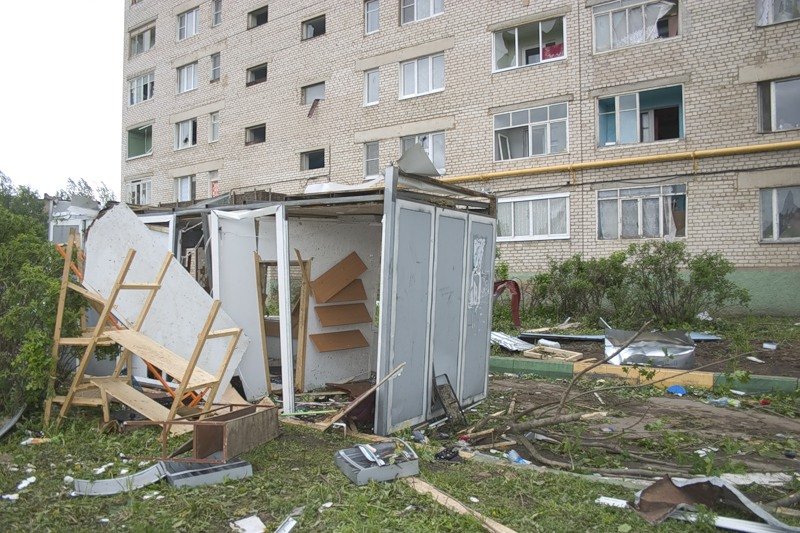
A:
769 490 800 509
555 321 651 416
513 433 571 469
509 411 607 434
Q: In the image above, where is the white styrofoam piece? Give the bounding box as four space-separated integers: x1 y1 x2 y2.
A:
83 204 248 396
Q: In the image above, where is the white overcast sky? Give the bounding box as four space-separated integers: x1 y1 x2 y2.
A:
0 2 124 198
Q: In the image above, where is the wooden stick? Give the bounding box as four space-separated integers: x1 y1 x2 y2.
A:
402 478 517 533
293 250 312 392
253 252 272 395
509 411 607 433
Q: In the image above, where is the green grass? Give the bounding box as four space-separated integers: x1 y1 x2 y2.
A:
0 411 704 532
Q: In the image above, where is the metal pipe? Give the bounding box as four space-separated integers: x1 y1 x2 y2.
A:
441 140 800 184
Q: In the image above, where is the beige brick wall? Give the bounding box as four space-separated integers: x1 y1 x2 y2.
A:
121 0 800 271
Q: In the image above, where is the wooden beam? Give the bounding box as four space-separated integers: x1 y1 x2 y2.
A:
253 252 272 395
293 250 312 392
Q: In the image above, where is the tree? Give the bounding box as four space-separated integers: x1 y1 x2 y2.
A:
55 177 117 205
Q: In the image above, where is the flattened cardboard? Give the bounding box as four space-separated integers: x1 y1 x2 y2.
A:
309 330 369 352
327 279 368 303
315 303 372 327
310 252 367 303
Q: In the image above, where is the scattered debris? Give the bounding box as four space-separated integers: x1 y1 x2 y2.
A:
763 342 778 351
605 329 695 369
229 515 267 533
595 496 628 509
16 476 36 490
505 450 531 465
334 439 419 485
1 493 19 502
747 356 766 364
19 437 51 446
694 447 719 458
719 472 793 487
490 332 534 352
666 385 687 397
317 502 333 512
0 407 25 441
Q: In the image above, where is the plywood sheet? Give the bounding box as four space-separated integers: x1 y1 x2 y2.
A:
327 279 368 303
83 204 248 397
310 252 367 303
309 330 369 352
315 303 372 327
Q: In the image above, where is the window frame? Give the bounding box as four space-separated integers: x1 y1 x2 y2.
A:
301 15 326 40
399 53 445 99
400 131 446 174
301 149 326 171
127 124 153 160
400 0 444 25
128 71 155 106
177 7 199 41
210 53 221 82
364 69 380 105
592 0 679 53
129 25 155 57
127 178 152 205
756 0 800 26
245 124 266 145
246 63 268 86
209 170 220 197
493 102 569 161
760 186 800 243
174 175 196 202
177 62 198 93
491 16 567 73
212 0 222 26
209 112 220 142
364 141 380 178
496 193 570 242
365 0 380 34
759 77 800 133
596 84 684 147
302 82 326 105
174 118 198 150
596 184 687 240
248 5 269 29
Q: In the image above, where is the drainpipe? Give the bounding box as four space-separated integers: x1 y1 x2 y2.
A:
441 140 800 185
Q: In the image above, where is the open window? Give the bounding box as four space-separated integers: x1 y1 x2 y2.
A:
246 63 268 86
127 124 153 158
301 149 325 170
593 0 678 52
761 186 800 242
493 103 568 160
401 132 445 174
248 6 268 29
598 85 682 146
127 179 152 205
129 23 155 57
175 118 197 149
759 77 800 132
302 15 326 39
493 17 565 71
245 124 266 145
302 82 325 104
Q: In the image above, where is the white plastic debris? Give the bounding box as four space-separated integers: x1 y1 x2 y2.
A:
2 493 19 501
469 496 479 503
119 469 129 476
721 472 793 487
694 447 719 458
537 339 561 349
730 390 746 396
763 342 777 351
142 491 160 500
317 502 333 512
595 496 628 508
63 475 74 484
93 463 114 475
696 311 713 322
230 515 266 533
746 356 765 364
16 476 36 490
99 518 109 524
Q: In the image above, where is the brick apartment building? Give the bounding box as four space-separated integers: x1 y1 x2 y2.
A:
121 0 800 313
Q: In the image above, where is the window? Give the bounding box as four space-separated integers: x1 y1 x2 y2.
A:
210 53 221 81
757 0 800 25
302 15 326 39
127 179 152 205
401 132 445 174
759 77 800 132
493 17 565 71
761 187 800 241
129 25 155 57
249 6 268 28
177 62 198 93
302 149 326 170
593 0 678 52
245 124 266 145
129 72 155 105
209 170 220 197
401 0 443 24
175 176 196 202
364 69 379 105
494 103 568 160
365 0 380 33
175 118 197 149
598 85 682 146
364 142 380 178
246 63 268 86
210 112 220 142
178 7 199 40
127 125 153 158
497 194 569 241
302 82 325 104
597 184 686 240
212 0 222 26
400 53 444 98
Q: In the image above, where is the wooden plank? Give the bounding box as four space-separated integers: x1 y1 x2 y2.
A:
59 337 115 347
309 330 369 353
402 478 518 533
573 361 715 389
523 346 583 360
310 252 367 303
327 279 367 303
91 378 191 436
104 330 216 389
294 250 311 393
253 252 271 395
67 282 107 305
222 406 280 459
314 303 372 327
